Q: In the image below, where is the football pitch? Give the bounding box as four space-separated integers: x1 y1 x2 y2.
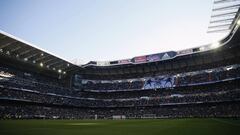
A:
0 118 239 135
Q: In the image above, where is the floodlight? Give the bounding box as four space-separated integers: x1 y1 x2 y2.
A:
226 66 233 71
199 47 205 51
40 62 43 67
58 69 62 73
237 19 240 25
211 42 220 49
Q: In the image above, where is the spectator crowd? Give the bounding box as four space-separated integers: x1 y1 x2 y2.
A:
0 64 240 119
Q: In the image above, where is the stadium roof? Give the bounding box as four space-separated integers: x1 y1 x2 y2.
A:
0 30 78 74
0 1 240 74
208 0 240 33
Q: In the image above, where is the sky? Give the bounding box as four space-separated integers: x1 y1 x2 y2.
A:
0 0 228 64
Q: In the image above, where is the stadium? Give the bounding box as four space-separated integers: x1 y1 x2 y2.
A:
1 0 240 135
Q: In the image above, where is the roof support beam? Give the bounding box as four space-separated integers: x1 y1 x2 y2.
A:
54 63 68 69
25 51 42 60
213 4 240 11
210 18 234 23
0 40 17 49
35 55 51 62
208 23 231 28
9 46 22 53
214 0 240 4
211 11 237 17
47 60 64 67
207 28 230 33
19 48 35 56
42 57 58 64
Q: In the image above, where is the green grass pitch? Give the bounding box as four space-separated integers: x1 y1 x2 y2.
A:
0 118 240 135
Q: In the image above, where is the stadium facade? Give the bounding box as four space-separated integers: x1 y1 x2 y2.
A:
0 1 240 119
